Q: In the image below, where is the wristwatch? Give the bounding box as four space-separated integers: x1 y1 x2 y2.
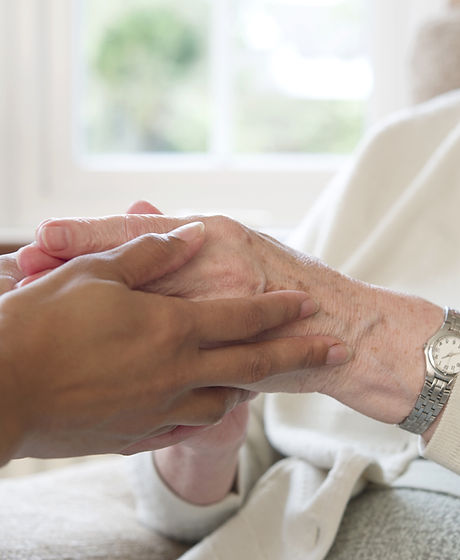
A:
399 307 460 435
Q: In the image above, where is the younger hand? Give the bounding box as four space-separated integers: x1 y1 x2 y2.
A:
1 222 344 465
17 206 443 429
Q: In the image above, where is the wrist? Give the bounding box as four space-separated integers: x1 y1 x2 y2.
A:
262 241 444 424
359 289 444 424
154 444 240 505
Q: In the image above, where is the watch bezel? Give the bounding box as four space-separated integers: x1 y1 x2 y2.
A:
426 332 460 382
399 307 460 434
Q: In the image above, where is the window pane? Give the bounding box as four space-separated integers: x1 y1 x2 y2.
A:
78 0 210 154
235 0 372 154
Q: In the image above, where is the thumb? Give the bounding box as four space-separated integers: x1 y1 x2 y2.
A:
96 221 205 289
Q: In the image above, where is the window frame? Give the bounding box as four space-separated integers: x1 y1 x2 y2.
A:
0 0 447 233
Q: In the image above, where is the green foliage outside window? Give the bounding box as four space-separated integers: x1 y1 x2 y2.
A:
83 1 209 153
81 0 368 156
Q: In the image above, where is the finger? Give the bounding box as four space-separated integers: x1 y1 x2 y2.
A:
120 425 211 455
166 387 254 426
198 336 351 387
195 291 319 342
120 387 253 454
17 243 66 276
0 253 25 295
86 222 206 288
17 269 53 288
35 214 195 258
126 200 163 215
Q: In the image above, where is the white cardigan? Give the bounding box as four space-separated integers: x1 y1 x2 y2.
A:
129 90 460 560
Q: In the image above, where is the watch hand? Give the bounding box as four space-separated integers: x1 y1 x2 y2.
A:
441 353 453 359
441 352 460 359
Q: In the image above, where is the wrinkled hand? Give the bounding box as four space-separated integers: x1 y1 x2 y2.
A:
18 211 267 299
17 206 354 396
154 400 251 505
18 203 442 427
0 222 344 465
0 252 25 294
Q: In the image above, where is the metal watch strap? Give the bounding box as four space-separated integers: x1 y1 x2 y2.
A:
399 376 454 434
399 307 460 435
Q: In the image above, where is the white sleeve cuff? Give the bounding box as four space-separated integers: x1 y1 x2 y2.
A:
125 396 276 543
126 451 243 543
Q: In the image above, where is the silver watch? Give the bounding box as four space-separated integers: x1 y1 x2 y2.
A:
399 307 460 435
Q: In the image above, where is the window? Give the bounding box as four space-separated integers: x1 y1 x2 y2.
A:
0 0 446 233
78 0 371 157
79 0 211 155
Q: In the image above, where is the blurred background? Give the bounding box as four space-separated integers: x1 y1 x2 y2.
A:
0 0 449 244
80 0 369 155
2 0 460 477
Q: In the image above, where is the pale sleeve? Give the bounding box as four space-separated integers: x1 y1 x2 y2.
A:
423 380 460 474
126 395 278 543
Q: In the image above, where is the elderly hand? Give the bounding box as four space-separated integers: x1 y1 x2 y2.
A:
0 252 25 293
0 222 344 466
17 205 444 428
154 401 251 505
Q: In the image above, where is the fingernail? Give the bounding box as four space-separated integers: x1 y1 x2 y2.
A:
171 222 205 243
299 298 320 318
40 226 70 251
240 390 258 403
326 344 353 365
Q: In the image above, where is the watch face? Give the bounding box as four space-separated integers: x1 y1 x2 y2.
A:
431 335 460 374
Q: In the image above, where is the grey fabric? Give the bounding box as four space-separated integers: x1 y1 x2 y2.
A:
326 486 460 560
2 457 460 559
392 458 460 498
0 458 189 560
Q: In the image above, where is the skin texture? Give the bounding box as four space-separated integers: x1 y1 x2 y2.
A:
18 208 443 421
0 223 345 467
17 203 445 504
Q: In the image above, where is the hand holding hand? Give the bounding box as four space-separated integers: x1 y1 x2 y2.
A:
17 205 444 430
1 222 344 465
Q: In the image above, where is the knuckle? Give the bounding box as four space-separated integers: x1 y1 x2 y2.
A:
71 253 109 276
122 214 147 240
154 314 180 349
168 312 194 343
150 303 194 357
123 214 169 240
208 214 232 228
177 307 196 338
141 233 176 260
300 340 327 369
118 231 162 260
246 350 272 384
300 344 316 369
208 215 244 238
